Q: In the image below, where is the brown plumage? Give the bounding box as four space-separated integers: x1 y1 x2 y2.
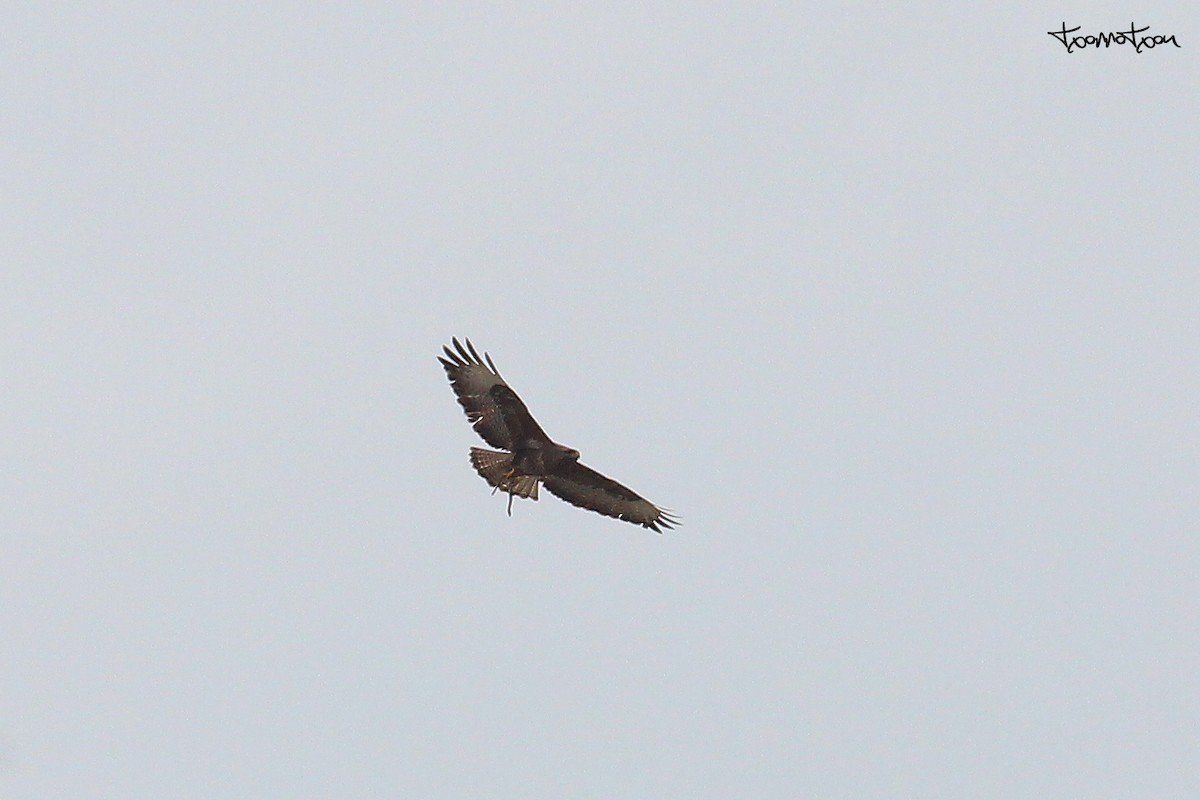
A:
439 338 678 532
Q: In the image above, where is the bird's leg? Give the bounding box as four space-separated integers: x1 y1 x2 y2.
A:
500 466 518 515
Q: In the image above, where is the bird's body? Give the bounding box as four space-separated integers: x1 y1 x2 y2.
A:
439 338 677 532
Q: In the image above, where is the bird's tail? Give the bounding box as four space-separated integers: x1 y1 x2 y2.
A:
469 448 539 500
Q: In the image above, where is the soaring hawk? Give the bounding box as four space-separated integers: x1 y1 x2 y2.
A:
439 338 678 532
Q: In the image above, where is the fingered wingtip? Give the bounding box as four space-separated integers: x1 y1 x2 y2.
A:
440 337 501 377
648 509 681 533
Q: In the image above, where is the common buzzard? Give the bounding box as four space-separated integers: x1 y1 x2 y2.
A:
439 338 678 532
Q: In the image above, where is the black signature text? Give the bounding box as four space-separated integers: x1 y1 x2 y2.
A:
1049 22 1181 53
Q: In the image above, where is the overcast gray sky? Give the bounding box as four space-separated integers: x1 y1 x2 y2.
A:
3 3 1197 798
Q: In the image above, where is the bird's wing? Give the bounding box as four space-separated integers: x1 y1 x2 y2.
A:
439 338 549 449
543 461 679 533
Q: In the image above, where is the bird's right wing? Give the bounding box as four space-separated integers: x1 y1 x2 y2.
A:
439 338 548 449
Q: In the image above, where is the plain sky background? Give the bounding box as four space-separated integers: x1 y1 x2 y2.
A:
2 3 1197 798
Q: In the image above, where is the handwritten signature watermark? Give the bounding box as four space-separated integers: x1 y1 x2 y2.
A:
1049 22 1181 53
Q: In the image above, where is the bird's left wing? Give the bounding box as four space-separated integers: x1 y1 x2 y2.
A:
543 461 679 533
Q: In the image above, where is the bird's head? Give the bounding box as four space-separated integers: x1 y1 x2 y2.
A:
564 447 581 462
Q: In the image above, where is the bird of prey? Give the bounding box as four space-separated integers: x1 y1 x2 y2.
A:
439 338 678 532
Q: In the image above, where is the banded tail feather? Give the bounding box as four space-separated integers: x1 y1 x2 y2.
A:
469 447 539 515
